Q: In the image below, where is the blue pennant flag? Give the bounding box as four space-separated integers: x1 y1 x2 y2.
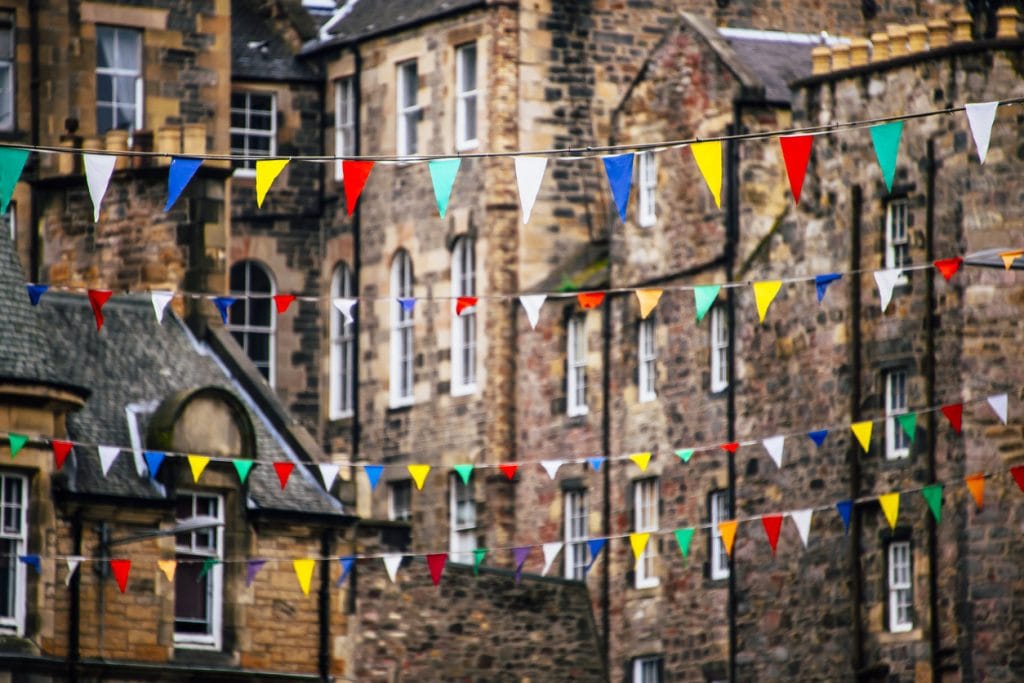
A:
814 273 842 303
807 429 829 447
212 296 236 324
586 456 605 472
836 500 853 535
602 153 635 222
18 554 41 575
26 284 48 306
143 451 165 479
336 556 355 586
165 157 203 211
398 298 416 314
585 539 607 575
364 465 383 492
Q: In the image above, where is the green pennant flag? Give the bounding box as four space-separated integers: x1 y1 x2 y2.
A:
693 285 721 323
675 449 694 463
0 148 29 214
233 459 255 483
198 558 220 580
454 464 473 486
8 433 27 458
921 484 943 522
472 548 487 576
869 121 904 192
896 413 917 442
674 528 695 560
428 158 461 219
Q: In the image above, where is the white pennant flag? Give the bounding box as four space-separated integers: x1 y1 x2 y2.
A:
762 435 785 469
540 460 562 480
383 554 403 584
515 157 547 224
987 393 1008 425
541 542 563 576
873 269 902 313
66 556 85 586
965 101 999 164
151 291 174 323
318 464 340 490
790 509 813 548
519 294 546 330
84 153 117 222
333 298 357 326
98 446 120 476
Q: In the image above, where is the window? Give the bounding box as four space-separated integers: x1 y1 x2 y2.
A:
329 263 355 419
563 490 589 580
0 473 26 635
709 489 730 580
388 480 412 521
451 237 477 394
637 151 657 227
0 11 14 132
96 26 142 134
230 92 276 173
449 475 477 564
638 317 656 402
634 478 659 588
885 369 910 459
567 316 587 416
174 493 223 648
227 260 276 387
888 540 913 632
334 77 355 181
390 250 414 407
396 60 419 156
710 306 728 393
885 198 910 282
1 203 15 243
455 43 478 150
632 655 664 683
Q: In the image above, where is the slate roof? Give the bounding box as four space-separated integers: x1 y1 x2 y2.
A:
307 0 485 50
232 0 320 82
718 28 817 104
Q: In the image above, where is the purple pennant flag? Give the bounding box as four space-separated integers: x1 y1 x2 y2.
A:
26 284 48 306
212 297 236 325
512 546 531 584
336 557 355 586
18 554 41 575
245 559 267 587
585 539 606 575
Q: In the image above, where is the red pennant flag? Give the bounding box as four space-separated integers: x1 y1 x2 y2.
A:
1010 465 1024 493
941 403 963 434
577 292 605 309
88 290 113 330
342 160 374 216
761 514 783 556
779 135 814 204
933 257 962 281
455 297 478 315
110 559 131 593
52 440 73 470
499 463 519 481
273 294 296 313
720 442 740 454
426 553 447 586
274 462 295 489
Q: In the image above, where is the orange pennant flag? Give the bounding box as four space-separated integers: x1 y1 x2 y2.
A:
999 250 1024 270
635 289 662 319
719 520 738 557
965 473 985 511
577 292 605 309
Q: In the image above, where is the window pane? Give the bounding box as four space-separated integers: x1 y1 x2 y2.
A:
0 539 14 618
174 558 209 632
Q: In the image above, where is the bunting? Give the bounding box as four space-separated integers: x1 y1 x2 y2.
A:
213 297 235 325
0 147 28 214
921 484 943 522
674 449 694 463
693 285 720 323
428 158 461 219
512 546 531 584
26 284 47 306
84 153 117 222
850 421 873 453
383 554 403 584
762 436 785 469
761 514 783 556
601 153 634 222
540 460 562 480
814 273 841 303
273 294 297 314
874 269 902 313
879 492 900 530
188 454 210 483
752 280 782 323
869 121 903 192
519 294 546 329
255 159 289 208
987 393 1008 424
245 559 265 587
333 298 357 326
318 463 340 490
541 542 563 576
499 463 519 481
690 141 722 208
807 430 828 447
293 558 316 596
144 450 165 479
110 559 131 593
942 403 963 434
159 560 178 583
629 532 650 567
778 135 813 204
964 101 998 164
341 160 374 215
364 465 383 491
965 474 985 511
151 291 174 323
337 557 355 586
577 292 605 309
636 289 662 319
629 452 651 472
426 553 447 586
674 528 694 561
273 462 295 489
88 289 113 330
98 446 120 476
165 157 203 211
408 464 431 490
453 464 473 486
65 556 84 586
790 509 813 548
52 440 73 470
934 257 962 282
7 433 26 458
233 459 255 484
719 520 738 557
515 157 547 224
836 500 853 534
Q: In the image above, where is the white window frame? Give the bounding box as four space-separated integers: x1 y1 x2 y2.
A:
173 492 224 649
563 490 589 580
0 11 14 132
451 237 477 395
710 306 728 393
637 151 657 227
567 316 588 416
227 260 277 388
449 474 477 564
334 76 355 181
632 655 663 683
634 478 659 589
888 540 913 633
638 317 656 403
885 369 910 460
125 399 160 479
329 263 355 419
710 489 730 580
885 198 910 283
96 25 143 135
230 91 277 176
389 250 414 407
0 473 27 636
1 203 15 243
454 42 478 151
396 60 420 156
388 480 412 522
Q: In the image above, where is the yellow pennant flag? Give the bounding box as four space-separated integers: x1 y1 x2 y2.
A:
879 492 900 530
850 421 873 453
408 464 431 490
255 159 289 208
690 141 722 208
999 249 1024 270
629 532 650 567
157 560 177 582
965 473 985 511
293 558 316 596
719 520 738 557
635 289 663 320
629 452 652 472
188 454 210 483
752 280 782 323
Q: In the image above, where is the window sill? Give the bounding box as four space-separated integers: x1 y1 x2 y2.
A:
638 393 657 404
877 626 923 644
638 218 657 229
232 169 257 179
388 399 414 412
709 384 729 395
634 578 660 591
328 411 354 423
450 383 477 398
455 140 479 153
173 638 220 651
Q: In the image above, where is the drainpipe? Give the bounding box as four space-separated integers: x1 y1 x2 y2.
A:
28 0 40 281
849 185 865 675
318 529 331 682
350 44 362 466
68 510 82 682
924 138 940 682
600 291 612 672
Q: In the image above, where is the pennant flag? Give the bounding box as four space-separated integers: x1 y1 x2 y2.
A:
601 153 634 222
987 393 1008 424
187 455 209 483
455 296 477 316
26 284 48 306
245 559 265 587
874 269 902 313
629 532 650 567
964 101 998 164
999 250 1024 270
896 413 917 442
519 294 546 329
790 509 813 548
635 289 662 319
98 446 120 476
164 157 203 211
693 285 720 323
721 442 740 454
144 292 174 326
965 473 985 511
292 558 315 596
515 157 547 224
541 542 562 576
333 298 357 326
836 500 853 534
426 553 447 586
921 484 943 522
65 556 84 586
869 121 903 192
675 448 694 463
762 436 785 469
198 558 219 580
851 421 873 453
341 160 374 215
110 559 131 593
1010 465 1024 493
212 296 235 325
52 440 73 470
690 141 722 208
336 557 355 586
233 459 255 484
158 559 178 583
273 294 296 314
941 403 963 434
453 464 473 486
814 273 841 304
472 548 487 575
807 430 828 447
0 147 28 214
499 463 519 481
408 464 431 490
629 452 651 472
18 554 40 575
879 492 900 530
540 460 562 480
577 292 605 309
84 153 117 221
255 159 289 208
398 297 416 314
364 464 384 491
585 539 606 573
141 450 164 479
674 528 694 560
88 290 113 330
383 554 403 583
761 514 783 556
719 520 738 557
318 463 340 490
273 462 295 489
7 433 26 458
779 135 813 204
752 280 782 323
512 546 531 584
933 257 962 282
428 158 462 219
587 456 605 472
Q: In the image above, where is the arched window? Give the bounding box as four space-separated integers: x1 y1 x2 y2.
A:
227 260 276 386
390 250 414 406
329 263 355 419
451 236 476 394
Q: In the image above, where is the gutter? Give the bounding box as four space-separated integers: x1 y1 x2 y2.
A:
849 186 866 676
28 1 40 282
924 138 941 682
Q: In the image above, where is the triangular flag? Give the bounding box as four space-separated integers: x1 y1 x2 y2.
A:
814 273 842 303
761 514 783 556
408 464 430 490
333 298 357 326
540 460 562 480
364 464 383 491
635 289 662 319
341 160 374 215
84 153 117 221
629 452 651 472
318 464 340 490
587 456 605 472
921 484 943 522
453 464 474 485
426 553 447 586
7 433 27 458
807 430 828 447
499 463 519 481
398 297 416 313
336 557 355 586
690 141 722 208
18 554 40 575
577 292 605 309
879 492 900 530
472 548 487 575
233 459 255 483
933 257 962 282
693 285 720 323
212 296 235 324
869 121 903 192
629 532 650 567
541 542 562 576
512 546 531 584
273 462 295 489
151 291 174 323
964 101 998 164
143 451 165 479
778 135 813 204
851 421 873 453
158 560 178 583
790 509 813 548
941 403 963 434
98 446 120 476
164 157 203 211
601 153 634 222
674 528 694 560
428 158 461 219
26 284 48 306
874 269 902 313
52 440 73 470
836 500 853 534
965 473 985 511
187 454 209 482
674 449 694 463
719 520 738 557
999 250 1024 270
65 556 85 586
0 147 28 214
455 296 477 316
515 157 547 224
1010 465 1024 493
519 294 546 329
245 559 265 587
585 539 606 573
293 558 315 596
721 442 739 454
273 294 296 314
987 394 1008 424
110 559 131 593
752 280 782 323
255 159 289 208
383 555 403 583
88 290 113 330
762 436 785 468
896 413 917 442
198 558 219 580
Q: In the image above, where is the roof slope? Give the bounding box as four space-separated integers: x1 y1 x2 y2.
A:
232 0 320 82
315 0 484 46
719 28 818 104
